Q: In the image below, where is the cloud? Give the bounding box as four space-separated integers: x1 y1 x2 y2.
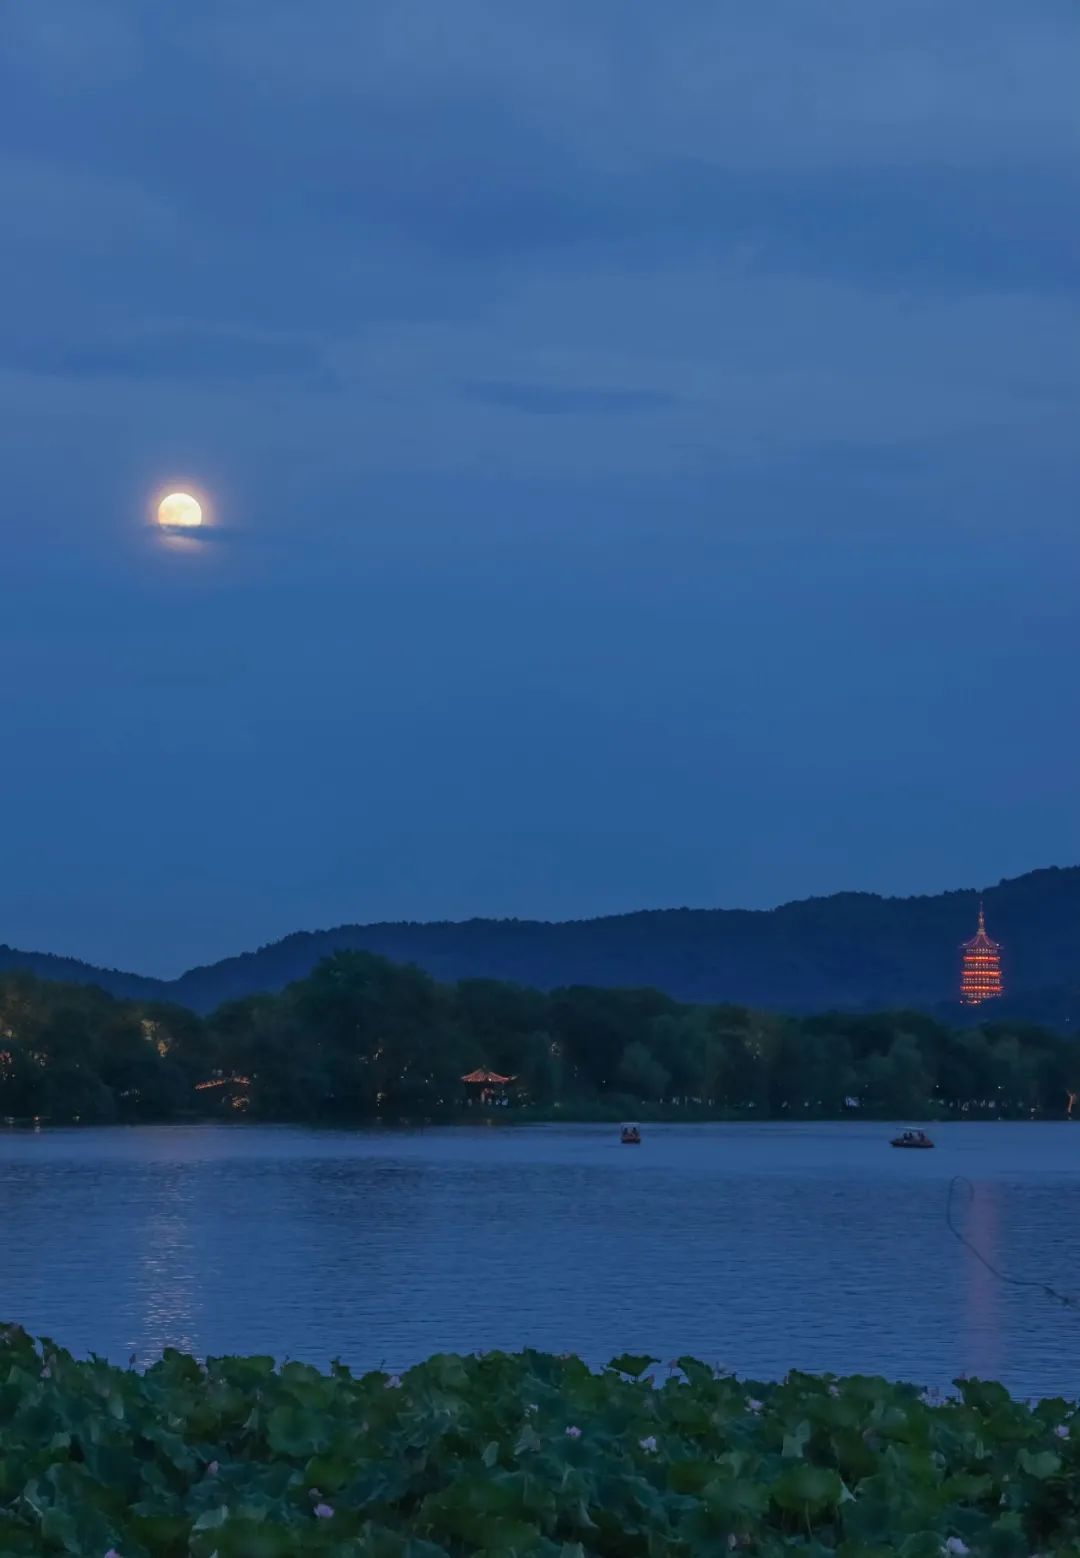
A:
10 327 335 388
0 0 1077 502
0 155 179 251
464 382 679 416
2 0 142 87
190 0 1080 174
155 524 231 546
0 0 1078 975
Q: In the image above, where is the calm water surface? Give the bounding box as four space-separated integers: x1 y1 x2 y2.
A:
2 1121 1079 1395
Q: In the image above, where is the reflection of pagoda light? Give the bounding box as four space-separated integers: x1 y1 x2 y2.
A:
965 1180 1000 1382
960 902 1004 1005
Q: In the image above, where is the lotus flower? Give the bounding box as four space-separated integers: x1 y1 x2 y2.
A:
314 1503 334 1519
639 1435 658 1453
565 1425 582 1439
944 1540 970 1556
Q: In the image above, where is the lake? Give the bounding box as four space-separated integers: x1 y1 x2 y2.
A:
2 1121 1080 1396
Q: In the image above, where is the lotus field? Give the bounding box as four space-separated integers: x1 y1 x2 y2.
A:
2 1324 1079 1555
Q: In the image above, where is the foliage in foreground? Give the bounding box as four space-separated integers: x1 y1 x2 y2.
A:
2 1325 1080 1556
3 950 1079 1126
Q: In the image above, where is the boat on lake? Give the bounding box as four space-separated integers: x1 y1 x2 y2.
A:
891 1128 934 1149
620 1122 641 1145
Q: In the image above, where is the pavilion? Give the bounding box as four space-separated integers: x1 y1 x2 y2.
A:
461 1068 515 1106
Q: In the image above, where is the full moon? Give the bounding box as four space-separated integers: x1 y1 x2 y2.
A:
157 492 203 529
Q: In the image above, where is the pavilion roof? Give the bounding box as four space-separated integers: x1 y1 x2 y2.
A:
461 1068 514 1084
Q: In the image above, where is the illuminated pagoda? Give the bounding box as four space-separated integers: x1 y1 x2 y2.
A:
960 901 1004 1006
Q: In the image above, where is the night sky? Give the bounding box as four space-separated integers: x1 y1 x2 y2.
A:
2 2 1078 975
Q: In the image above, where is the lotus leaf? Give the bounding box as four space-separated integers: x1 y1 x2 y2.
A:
3 1327 1080 1554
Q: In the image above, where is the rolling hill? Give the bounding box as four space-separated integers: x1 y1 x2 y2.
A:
1 864 1077 1022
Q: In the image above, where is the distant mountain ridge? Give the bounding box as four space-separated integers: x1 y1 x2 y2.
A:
2 864 1078 1020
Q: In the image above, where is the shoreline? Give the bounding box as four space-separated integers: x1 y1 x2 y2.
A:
3 1109 1073 1130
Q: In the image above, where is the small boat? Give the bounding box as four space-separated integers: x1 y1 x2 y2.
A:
891 1128 934 1149
620 1122 641 1145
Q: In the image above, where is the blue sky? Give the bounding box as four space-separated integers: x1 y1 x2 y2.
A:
1 1 1078 975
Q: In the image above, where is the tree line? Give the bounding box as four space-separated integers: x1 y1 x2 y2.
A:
1 951 1077 1125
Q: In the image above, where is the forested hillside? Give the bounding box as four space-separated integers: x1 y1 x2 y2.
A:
2 865 1078 1019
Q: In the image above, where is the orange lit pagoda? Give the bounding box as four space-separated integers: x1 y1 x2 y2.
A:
960 902 1004 1005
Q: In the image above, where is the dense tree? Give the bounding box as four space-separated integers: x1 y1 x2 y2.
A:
2 954 1079 1126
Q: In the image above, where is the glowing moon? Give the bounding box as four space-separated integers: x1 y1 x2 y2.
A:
157 492 203 529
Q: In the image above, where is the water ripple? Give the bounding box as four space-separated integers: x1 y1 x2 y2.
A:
2 1121 1079 1395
